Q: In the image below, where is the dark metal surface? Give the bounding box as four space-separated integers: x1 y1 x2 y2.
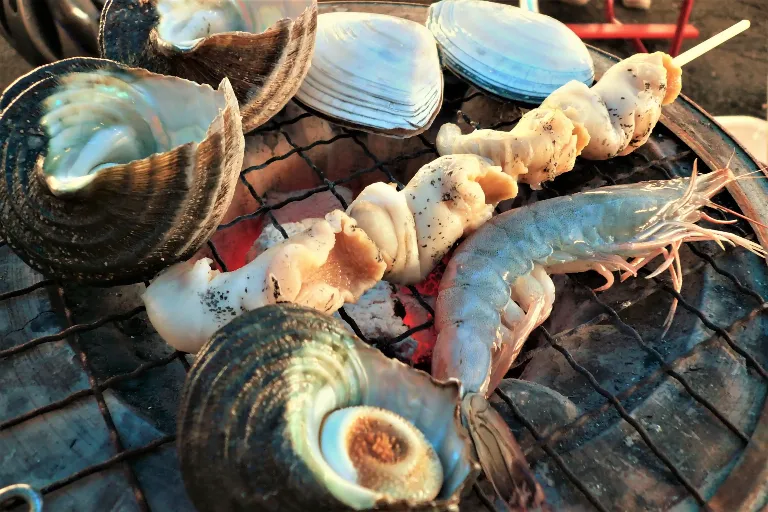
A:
0 0 102 66
0 2 766 511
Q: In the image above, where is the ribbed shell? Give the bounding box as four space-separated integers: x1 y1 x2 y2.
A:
427 0 594 104
178 304 479 512
98 0 318 133
293 12 444 138
0 57 244 284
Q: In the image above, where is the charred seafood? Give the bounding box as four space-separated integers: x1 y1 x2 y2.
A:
294 12 443 137
143 210 386 353
0 57 244 283
99 0 318 132
177 304 480 511
437 51 683 188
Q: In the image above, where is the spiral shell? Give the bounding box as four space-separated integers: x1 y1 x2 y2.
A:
178 304 479 511
99 0 318 132
0 57 244 283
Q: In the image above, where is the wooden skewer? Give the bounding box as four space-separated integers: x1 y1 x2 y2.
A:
673 20 750 67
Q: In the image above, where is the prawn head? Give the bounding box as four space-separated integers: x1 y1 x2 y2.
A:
462 392 548 512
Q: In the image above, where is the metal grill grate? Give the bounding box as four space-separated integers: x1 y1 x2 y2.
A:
1 73 767 512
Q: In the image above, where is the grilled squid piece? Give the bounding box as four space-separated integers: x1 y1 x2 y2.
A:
142 211 385 353
436 108 590 189
177 304 479 511
542 51 682 159
346 154 519 285
436 52 682 187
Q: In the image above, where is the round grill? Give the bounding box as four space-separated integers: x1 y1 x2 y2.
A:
0 2 766 511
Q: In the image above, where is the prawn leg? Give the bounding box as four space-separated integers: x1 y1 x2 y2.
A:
489 265 555 394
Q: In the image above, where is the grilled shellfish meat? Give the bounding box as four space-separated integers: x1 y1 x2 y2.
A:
99 0 318 132
347 154 519 284
437 108 590 190
143 154 517 352
143 210 386 353
294 12 444 137
177 304 480 511
427 0 594 103
0 57 244 283
437 51 683 187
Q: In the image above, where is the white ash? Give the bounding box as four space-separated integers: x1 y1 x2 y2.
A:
333 282 419 361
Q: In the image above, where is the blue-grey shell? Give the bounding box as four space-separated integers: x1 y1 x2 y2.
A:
427 0 595 104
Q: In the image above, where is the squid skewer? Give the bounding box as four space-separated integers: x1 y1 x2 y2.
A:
437 20 750 188
142 154 518 353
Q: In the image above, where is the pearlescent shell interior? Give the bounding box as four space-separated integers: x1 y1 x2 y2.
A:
294 12 444 138
427 0 594 103
177 304 479 512
0 57 244 284
99 0 318 132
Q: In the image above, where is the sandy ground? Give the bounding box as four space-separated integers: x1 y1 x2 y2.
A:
0 0 765 118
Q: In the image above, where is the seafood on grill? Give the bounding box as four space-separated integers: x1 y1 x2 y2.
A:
99 0 318 132
432 165 767 401
0 57 244 283
142 210 386 353
294 12 443 137
437 108 590 189
177 304 480 511
427 0 595 103
347 154 519 284
437 52 683 187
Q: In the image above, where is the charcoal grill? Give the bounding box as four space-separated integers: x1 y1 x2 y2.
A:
1 2 767 511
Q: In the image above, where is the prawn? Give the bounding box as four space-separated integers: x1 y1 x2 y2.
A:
433 164 766 507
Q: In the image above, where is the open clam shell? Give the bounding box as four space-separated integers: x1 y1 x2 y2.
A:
293 12 444 138
427 0 594 104
178 304 480 511
0 57 244 284
99 0 318 133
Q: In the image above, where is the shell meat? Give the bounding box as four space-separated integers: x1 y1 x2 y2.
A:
436 108 591 189
427 0 594 103
99 0 318 132
177 304 479 511
347 154 519 284
294 12 443 138
142 210 386 353
0 57 244 283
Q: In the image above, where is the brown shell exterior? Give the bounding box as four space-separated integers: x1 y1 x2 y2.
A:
177 304 479 512
98 0 318 133
0 57 244 284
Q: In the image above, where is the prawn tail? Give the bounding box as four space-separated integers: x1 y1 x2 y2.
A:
461 393 548 512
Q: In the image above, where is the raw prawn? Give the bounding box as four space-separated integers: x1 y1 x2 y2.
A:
433 165 766 398
431 165 766 507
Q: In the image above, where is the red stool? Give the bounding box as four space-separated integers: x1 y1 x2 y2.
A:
565 0 698 56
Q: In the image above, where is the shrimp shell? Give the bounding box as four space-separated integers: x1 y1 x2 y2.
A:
432 166 767 397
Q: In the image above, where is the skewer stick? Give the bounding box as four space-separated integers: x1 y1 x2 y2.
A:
673 20 750 67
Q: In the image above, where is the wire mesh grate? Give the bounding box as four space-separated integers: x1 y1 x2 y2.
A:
0 69 766 512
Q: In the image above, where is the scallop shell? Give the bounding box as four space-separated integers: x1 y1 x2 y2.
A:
427 0 594 104
178 304 480 511
99 0 318 133
0 57 244 284
293 12 444 138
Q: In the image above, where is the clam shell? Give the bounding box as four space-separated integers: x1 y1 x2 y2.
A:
293 12 444 138
427 0 594 104
0 57 244 284
178 304 479 511
99 0 318 133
